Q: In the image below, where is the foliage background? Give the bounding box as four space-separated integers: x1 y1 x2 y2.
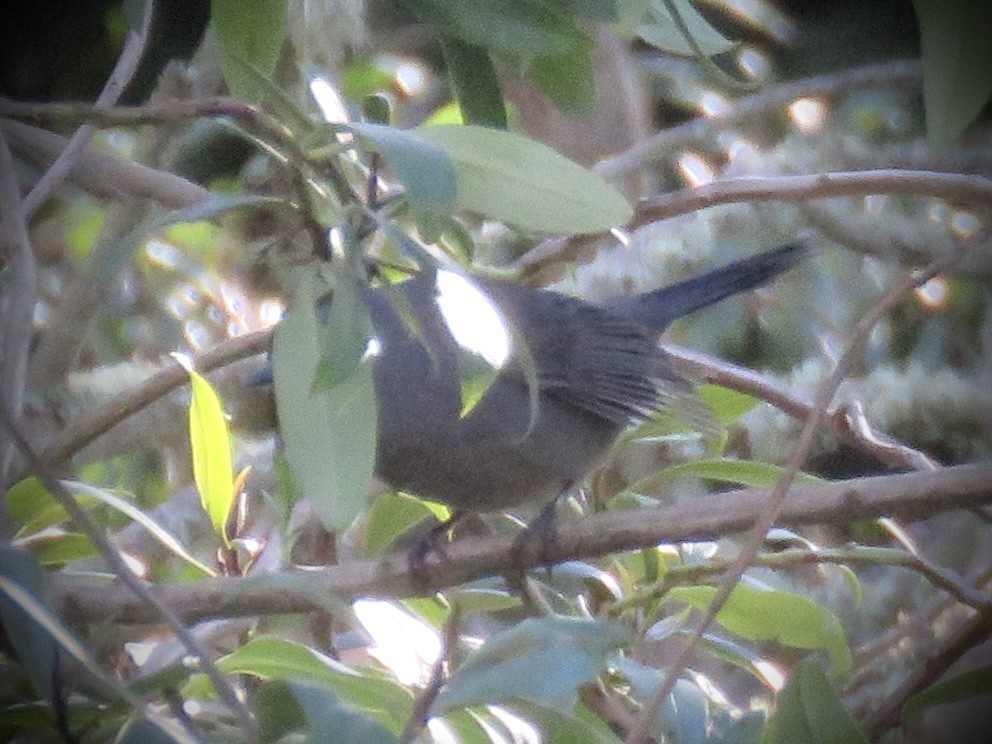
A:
1 0 991 742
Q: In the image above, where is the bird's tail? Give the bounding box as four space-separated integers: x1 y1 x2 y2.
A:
607 243 804 333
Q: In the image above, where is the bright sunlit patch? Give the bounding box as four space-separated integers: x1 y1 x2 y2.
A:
393 59 428 97
677 151 715 187
258 298 285 328
309 75 349 125
699 91 730 117
119 550 148 579
610 226 631 247
736 45 770 81
436 270 511 368
353 599 440 686
926 199 949 224
753 659 786 691
950 209 979 238
183 320 211 350
788 97 826 133
145 239 182 269
914 276 948 309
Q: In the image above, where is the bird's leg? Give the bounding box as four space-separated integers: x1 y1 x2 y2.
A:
512 487 570 569
407 510 465 578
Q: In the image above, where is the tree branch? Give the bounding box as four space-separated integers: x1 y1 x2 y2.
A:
50 462 992 626
594 59 924 181
0 119 210 209
0 126 37 502
632 170 992 225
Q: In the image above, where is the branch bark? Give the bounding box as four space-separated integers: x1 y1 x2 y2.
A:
51 461 992 626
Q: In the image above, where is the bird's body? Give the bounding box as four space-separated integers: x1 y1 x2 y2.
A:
357 244 803 512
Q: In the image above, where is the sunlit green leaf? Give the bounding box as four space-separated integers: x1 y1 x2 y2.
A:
175 357 236 547
257 679 399 743
667 584 851 676
696 384 761 425
645 458 822 490
198 636 413 730
363 491 437 557
5 477 68 536
21 532 98 567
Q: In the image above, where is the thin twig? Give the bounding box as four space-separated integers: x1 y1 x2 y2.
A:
399 604 460 743
624 251 963 743
0 406 258 738
632 170 992 226
20 0 153 219
1 119 211 208
512 166 991 279
614 547 991 614
0 127 38 503
664 344 940 473
35 328 272 470
863 606 992 738
594 59 923 181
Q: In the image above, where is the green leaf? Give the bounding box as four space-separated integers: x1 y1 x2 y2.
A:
117 717 190 744
644 458 822 490
211 0 287 103
403 0 588 58
273 272 379 532
903 666 992 727
347 122 458 210
614 658 710 743
176 357 236 547
0 546 56 700
528 39 597 115
635 0 734 57
203 636 413 730
363 491 437 557
22 532 99 567
696 383 761 425
667 584 852 677
448 587 522 615
416 124 632 232
506 701 625 744
438 34 508 128
62 481 215 577
5 477 68 536
257 680 399 743
313 268 375 389
911 0 992 148
434 616 631 713
765 658 868 744
0 547 130 704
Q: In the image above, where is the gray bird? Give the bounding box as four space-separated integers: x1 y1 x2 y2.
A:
346 244 803 514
